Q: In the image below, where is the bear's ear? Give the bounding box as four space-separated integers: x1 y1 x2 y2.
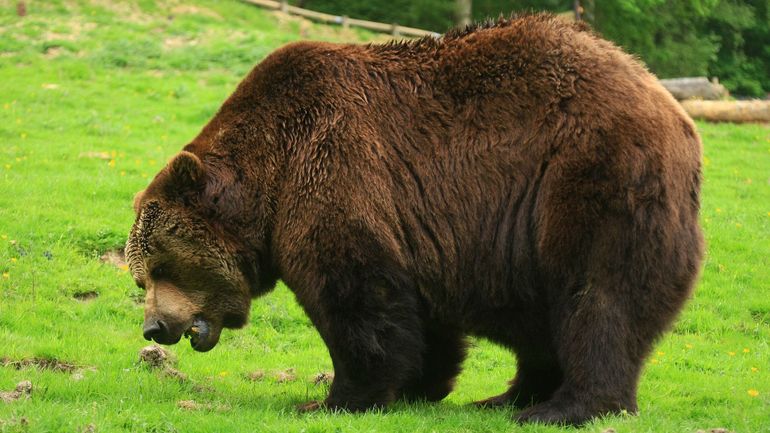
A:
163 151 206 195
133 189 146 214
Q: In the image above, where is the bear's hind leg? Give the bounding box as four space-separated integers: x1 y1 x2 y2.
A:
514 287 644 425
400 326 467 402
475 353 562 409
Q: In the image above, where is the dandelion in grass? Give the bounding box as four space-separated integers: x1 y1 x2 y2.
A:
728 351 736 356
2 272 8 279
685 343 693 349
748 389 759 397
10 258 17 263
751 367 759 373
219 371 229 377
736 223 742 228
108 159 116 168
716 208 722 213
743 348 750 353
657 351 665 356
650 359 659 364
4 164 10 169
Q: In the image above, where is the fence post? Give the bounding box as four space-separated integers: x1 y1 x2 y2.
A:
391 23 400 37
341 15 349 29
280 0 288 13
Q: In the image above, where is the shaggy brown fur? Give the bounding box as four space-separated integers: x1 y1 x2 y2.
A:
126 14 704 425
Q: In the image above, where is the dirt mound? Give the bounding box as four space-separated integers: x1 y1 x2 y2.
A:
1 356 84 373
138 345 187 381
100 249 127 270
1 381 32 403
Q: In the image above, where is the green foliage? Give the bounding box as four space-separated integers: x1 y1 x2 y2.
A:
295 0 769 96
294 0 456 32
595 1 721 77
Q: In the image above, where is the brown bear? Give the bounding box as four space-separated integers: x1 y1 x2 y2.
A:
126 14 704 425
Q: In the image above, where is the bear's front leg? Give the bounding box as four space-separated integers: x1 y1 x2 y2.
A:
296 273 426 412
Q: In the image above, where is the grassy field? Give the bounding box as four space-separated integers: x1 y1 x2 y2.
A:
1 1 769 432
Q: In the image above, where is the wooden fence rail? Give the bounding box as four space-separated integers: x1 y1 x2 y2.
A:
241 0 440 38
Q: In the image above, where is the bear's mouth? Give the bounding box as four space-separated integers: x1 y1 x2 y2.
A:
183 318 217 352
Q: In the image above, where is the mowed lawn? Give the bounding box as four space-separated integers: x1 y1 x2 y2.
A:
1 1 769 432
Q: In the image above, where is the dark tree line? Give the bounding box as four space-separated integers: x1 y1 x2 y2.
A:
290 0 770 96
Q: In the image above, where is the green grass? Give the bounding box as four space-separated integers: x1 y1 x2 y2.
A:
1 1 769 432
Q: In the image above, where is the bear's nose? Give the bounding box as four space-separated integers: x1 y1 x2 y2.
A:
143 319 168 342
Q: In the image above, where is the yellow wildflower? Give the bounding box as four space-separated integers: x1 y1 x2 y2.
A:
10 258 16 263
751 367 758 373
657 351 665 356
728 351 736 356
108 159 116 168
219 371 229 377
743 348 750 353
2 272 8 279
748 389 759 397
650 359 658 364
685 343 693 349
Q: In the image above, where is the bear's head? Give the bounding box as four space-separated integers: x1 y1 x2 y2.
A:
125 151 258 352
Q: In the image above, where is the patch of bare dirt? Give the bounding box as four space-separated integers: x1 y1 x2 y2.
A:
274 368 296 383
312 371 334 385
246 370 265 381
73 290 99 301
0 417 29 429
176 399 229 411
0 381 32 403
169 5 222 20
43 47 63 59
163 36 197 50
79 151 111 160
100 248 127 270
1 356 86 373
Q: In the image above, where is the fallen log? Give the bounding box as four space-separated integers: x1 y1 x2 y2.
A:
680 100 770 123
660 77 728 101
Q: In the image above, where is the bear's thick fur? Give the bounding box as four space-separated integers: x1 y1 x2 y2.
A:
127 15 704 425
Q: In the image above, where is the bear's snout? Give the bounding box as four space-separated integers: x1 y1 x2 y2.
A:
142 316 182 345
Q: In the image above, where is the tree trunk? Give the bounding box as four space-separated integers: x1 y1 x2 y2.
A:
660 77 728 100
456 0 472 28
680 100 770 123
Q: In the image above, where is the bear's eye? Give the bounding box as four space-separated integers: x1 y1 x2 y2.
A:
151 265 168 280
